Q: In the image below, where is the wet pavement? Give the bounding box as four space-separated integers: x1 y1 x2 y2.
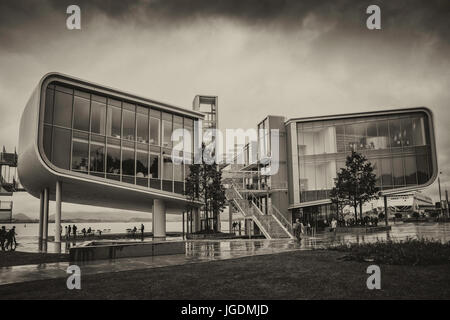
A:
0 239 305 285
1 222 450 286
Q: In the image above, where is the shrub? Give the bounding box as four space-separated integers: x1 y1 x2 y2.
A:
331 238 450 266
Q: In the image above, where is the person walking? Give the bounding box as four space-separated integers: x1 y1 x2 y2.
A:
331 218 337 234
68 225 71 238
72 225 77 239
0 226 6 251
293 219 304 241
5 226 17 251
140 224 145 240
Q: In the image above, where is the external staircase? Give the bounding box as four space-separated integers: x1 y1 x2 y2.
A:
225 184 293 239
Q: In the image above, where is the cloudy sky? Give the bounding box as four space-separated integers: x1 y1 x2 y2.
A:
0 0 449 218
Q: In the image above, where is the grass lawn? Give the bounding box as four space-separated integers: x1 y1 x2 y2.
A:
0 250 449 299
0 251 69 267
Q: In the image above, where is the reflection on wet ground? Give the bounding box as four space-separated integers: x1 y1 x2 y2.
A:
1 222 449 285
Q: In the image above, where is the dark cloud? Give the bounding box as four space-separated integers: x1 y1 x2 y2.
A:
1 0 448 41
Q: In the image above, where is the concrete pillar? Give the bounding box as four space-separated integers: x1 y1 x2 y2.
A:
38 190 45 241
192 207 200 233
153 199 166 240
384 196 389 226
228 204 233 234
55 181 62 243
42 188 49 241
182 211 185 240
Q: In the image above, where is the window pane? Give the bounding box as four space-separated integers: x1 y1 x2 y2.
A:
377 120 390 149
136 107 149 143
162 155 173 192
53 91 73 128
106 139 121 180
73 96 90 131
123 106 135 141
52 127 71 170
412 117 425 146
371 159 381 187
335 124 345 153
150 117 160 145
122 142 135 184
381 158 393 188
404 156 417 185
302 127 314 156
91 101 106 135
173 122 183 156
366 122 377 149
417 154 429 184
90 136 105 175
183 124 193 154
401 118 413 147
44 88 54 124
72 132 89 172
389 119 402 148
393 157 405 187
107 105 122 138
150 154 160 179
174 162 183 194
136 150 149 187
162 116 172 148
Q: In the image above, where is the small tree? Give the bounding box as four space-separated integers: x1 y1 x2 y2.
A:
185 144 226 232
330 151 378 224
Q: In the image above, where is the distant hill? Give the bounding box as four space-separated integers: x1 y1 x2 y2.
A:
47 211 151 223
11 213 38 222
41 211 182 223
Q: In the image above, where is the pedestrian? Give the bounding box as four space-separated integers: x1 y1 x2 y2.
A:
6 226 17 251
65 226 68 239
140 224 145 240
0 226 6 251
81 228 86 237
68 224 71 238
331 218 337 234
293 219 304 241
72 225 77 239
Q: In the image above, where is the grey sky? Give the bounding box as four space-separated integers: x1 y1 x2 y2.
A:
0 0 449 218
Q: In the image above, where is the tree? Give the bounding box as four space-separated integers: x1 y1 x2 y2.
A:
330 151 378 224
185 144 226 232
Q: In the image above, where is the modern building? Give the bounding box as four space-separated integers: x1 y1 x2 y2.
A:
18 73 204 242
226 108 438 237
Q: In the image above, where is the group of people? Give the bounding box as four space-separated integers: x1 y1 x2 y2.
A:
129 224 145 239
0 226 17 251
293 218 339 240
64 224 78 239
65 225 104 239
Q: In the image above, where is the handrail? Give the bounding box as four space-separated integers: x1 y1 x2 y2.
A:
271 205 293 236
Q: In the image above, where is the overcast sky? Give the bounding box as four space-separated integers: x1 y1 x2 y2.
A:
0 0 449 218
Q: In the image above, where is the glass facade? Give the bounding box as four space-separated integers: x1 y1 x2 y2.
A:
42 82 196 195
296 112 433 203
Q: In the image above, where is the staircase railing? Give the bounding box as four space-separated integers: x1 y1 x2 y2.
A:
271 205 294 237
227 183 272 239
